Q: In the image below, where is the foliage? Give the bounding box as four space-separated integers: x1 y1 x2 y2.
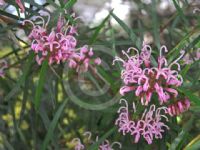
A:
0 0 200 150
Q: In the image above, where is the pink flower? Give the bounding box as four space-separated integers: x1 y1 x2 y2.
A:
120 86 135 96
23 11 101 72
71 138 85 150
183 54 193 64
99 140 121 150
168 98 190 116
68 46 101 73
71 132 121 150
43 31 60 52
183 49 200 64
94 57 101 65
115 99 169 144
0 59 8 77
113 42 185 105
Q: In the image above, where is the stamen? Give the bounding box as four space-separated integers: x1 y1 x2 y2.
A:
22 20 35 27
83 131 92 141
111 142 122 149
132 102 136 113
32 16 45 27
127 47 139 56
39 10 50 27
71 138 81 144
122 50 130 59
112 56 125 65
160 45 168 57
169 50 185 69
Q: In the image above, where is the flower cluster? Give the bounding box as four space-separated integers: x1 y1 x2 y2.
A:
115 99 169 144
23 11 101 72
0 59 8 77
71 131 121 150
113 42 185 105
113 42 192 144
168 98 190 116
0 0 25 12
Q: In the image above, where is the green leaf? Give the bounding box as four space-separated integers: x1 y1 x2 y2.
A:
151 0 160 48
89 10 112 44
4 52 34 101
185 135 200 150
41 99 68 150
64 0 77 9
46 0 59 8
178 88 200 106
169 117 194 150
167 27 200 57
110 12 136 43
34 60 48 110
172 0 188 26
180 64 191 78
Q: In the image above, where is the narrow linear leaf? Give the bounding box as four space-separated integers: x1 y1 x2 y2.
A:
41 99 68 150
34 60 48 110
167 27 200 56
172 0 188 26
180 64 191 78
178 88 200 106
46 0 59 8
184 135 200 150
89 10 112 44
4 52 34 101
169 117 194 150
111 12 136 42
64 0 77 9
152 0 160 48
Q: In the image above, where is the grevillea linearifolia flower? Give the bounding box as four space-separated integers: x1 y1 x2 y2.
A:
0 0 25 12
115 99 169 144
0 59 8 77
23 11 101 72
168 98 190 116
71 131 121 150
113 42 185 105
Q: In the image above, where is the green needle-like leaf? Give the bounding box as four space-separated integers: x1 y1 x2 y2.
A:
34 60 48 110
41 99 68 150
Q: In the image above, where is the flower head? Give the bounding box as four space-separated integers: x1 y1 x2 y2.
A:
68 45 101 72
113 42 185 105
115 99 169 144
23 11 101 72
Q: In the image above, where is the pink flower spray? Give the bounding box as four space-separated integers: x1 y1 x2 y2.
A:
113 42 185 105
115 99 169 144
23 11 101 72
